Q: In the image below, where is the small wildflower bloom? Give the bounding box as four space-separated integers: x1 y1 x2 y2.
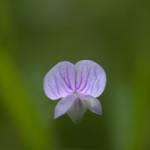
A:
43 60 106 122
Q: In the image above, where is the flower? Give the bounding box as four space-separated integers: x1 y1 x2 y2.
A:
43 60 106 122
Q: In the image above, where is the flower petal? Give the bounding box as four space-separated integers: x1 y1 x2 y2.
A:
75 60 106 98
43 61 75 100
80 95 102 115
54 95 77 118
67 98 86 123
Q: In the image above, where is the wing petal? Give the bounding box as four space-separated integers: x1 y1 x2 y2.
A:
54 95 77 118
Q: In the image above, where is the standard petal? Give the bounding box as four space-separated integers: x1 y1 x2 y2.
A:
54 95 77 118
80 95 102 115
43 61 75 100
67 98 86 123
75 60 106 98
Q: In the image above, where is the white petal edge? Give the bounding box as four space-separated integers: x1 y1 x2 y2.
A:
80 95 102 115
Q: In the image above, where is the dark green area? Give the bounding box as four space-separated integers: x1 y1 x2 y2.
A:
0 0 150 150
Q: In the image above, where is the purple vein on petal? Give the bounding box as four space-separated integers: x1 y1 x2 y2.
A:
65 66 73 90
90 79 98 95
57 73 71 94
54 75 61 96
96 75 106 95
95 78 102 94
75 69 77 90
58 66 72 90
80 67 90 91
47 79 58 97
90 67 98 94
94 76 104 95
81 68 92 93
77 70 83 90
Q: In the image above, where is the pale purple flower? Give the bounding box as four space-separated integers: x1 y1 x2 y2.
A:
43 60 106 122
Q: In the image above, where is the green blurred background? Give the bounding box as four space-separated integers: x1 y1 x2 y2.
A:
0 0 150 150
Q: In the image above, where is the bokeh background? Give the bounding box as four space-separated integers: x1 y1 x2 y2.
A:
0 0 150 150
